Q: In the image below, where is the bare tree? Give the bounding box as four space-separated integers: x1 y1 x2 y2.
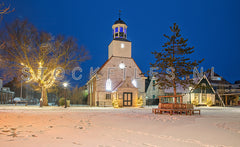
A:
0 2 14 48
0 19 89 106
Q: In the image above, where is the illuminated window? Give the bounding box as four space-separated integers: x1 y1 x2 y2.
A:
115 27 118 33
121 43 124 48
106 79 112 91
120 27 123 32
124 28 126 33
132 79 137 88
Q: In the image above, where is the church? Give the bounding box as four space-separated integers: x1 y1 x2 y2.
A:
87 17 146 107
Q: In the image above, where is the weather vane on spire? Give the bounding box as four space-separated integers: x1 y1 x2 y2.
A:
119 10 121 20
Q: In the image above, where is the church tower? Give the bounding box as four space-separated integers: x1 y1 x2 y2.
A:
108 17 132 58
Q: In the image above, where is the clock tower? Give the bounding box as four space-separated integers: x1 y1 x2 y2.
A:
108 18 132 58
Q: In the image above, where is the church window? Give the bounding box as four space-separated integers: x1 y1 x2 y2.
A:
132 79 137 88
119 32 124 38
120 27 123 32
121 43 124 48
124 28 126 33
115 27 118 33
106 94 111 99
106 79 112 91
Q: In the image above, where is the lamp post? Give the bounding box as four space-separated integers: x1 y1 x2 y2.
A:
63 82 68 108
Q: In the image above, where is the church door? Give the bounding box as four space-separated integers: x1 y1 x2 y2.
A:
123 92 132 106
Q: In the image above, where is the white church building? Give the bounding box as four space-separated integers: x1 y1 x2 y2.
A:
87 17 146 107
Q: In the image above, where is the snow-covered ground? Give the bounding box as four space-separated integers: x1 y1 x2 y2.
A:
0 105 240 147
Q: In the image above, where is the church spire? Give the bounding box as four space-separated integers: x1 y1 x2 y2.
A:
119 10 121 20
112 10 127 39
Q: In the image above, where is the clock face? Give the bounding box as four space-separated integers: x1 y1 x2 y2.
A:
119 63 125 69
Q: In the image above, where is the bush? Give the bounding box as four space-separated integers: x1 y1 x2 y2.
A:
59 98 71 107
206 98 213 107
192 99 199 106
137 97 143 108
112 98 119 108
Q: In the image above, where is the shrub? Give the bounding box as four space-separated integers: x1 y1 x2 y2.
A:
112 98 119 108
59 98 65 106
137 97 143 108
192 99 199 106
206 98 213 107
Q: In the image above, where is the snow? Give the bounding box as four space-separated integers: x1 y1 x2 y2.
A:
0 105 240 147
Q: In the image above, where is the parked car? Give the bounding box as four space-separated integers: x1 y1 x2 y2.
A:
13 97 28 105
13 97 23 103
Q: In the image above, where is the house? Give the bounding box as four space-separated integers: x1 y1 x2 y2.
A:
0 78 15 104
187 75 216 105
145 70 240 106
188 71 240 106
145 76 164 105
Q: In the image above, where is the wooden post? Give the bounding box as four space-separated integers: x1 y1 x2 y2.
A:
225 95 227 106
180 96 183 104
11 94 13 104
159 96 161 103
174 96 177 104
0 92 2 104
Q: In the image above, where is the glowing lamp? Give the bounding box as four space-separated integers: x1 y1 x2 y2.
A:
63 82 68 88
119 63 125 69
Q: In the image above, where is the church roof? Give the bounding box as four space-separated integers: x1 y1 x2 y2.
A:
114 18 126 25
97 56 144 76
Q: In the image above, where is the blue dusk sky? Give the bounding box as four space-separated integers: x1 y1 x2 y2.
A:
2 0 240 86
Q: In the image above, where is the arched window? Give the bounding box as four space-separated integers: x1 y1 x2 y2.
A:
106 79 112 91
120 27 123 32
115 27 118 33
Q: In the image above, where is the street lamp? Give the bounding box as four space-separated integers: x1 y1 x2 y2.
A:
63 82 68 108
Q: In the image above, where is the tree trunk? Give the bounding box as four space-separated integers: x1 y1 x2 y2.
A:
41 87 48 106
173 79 177 104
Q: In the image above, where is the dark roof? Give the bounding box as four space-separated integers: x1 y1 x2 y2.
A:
114 18 126 25
145 76 151 92
205 69 232 85
113 38 131 42
234 80 240 84
192 78 215 94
